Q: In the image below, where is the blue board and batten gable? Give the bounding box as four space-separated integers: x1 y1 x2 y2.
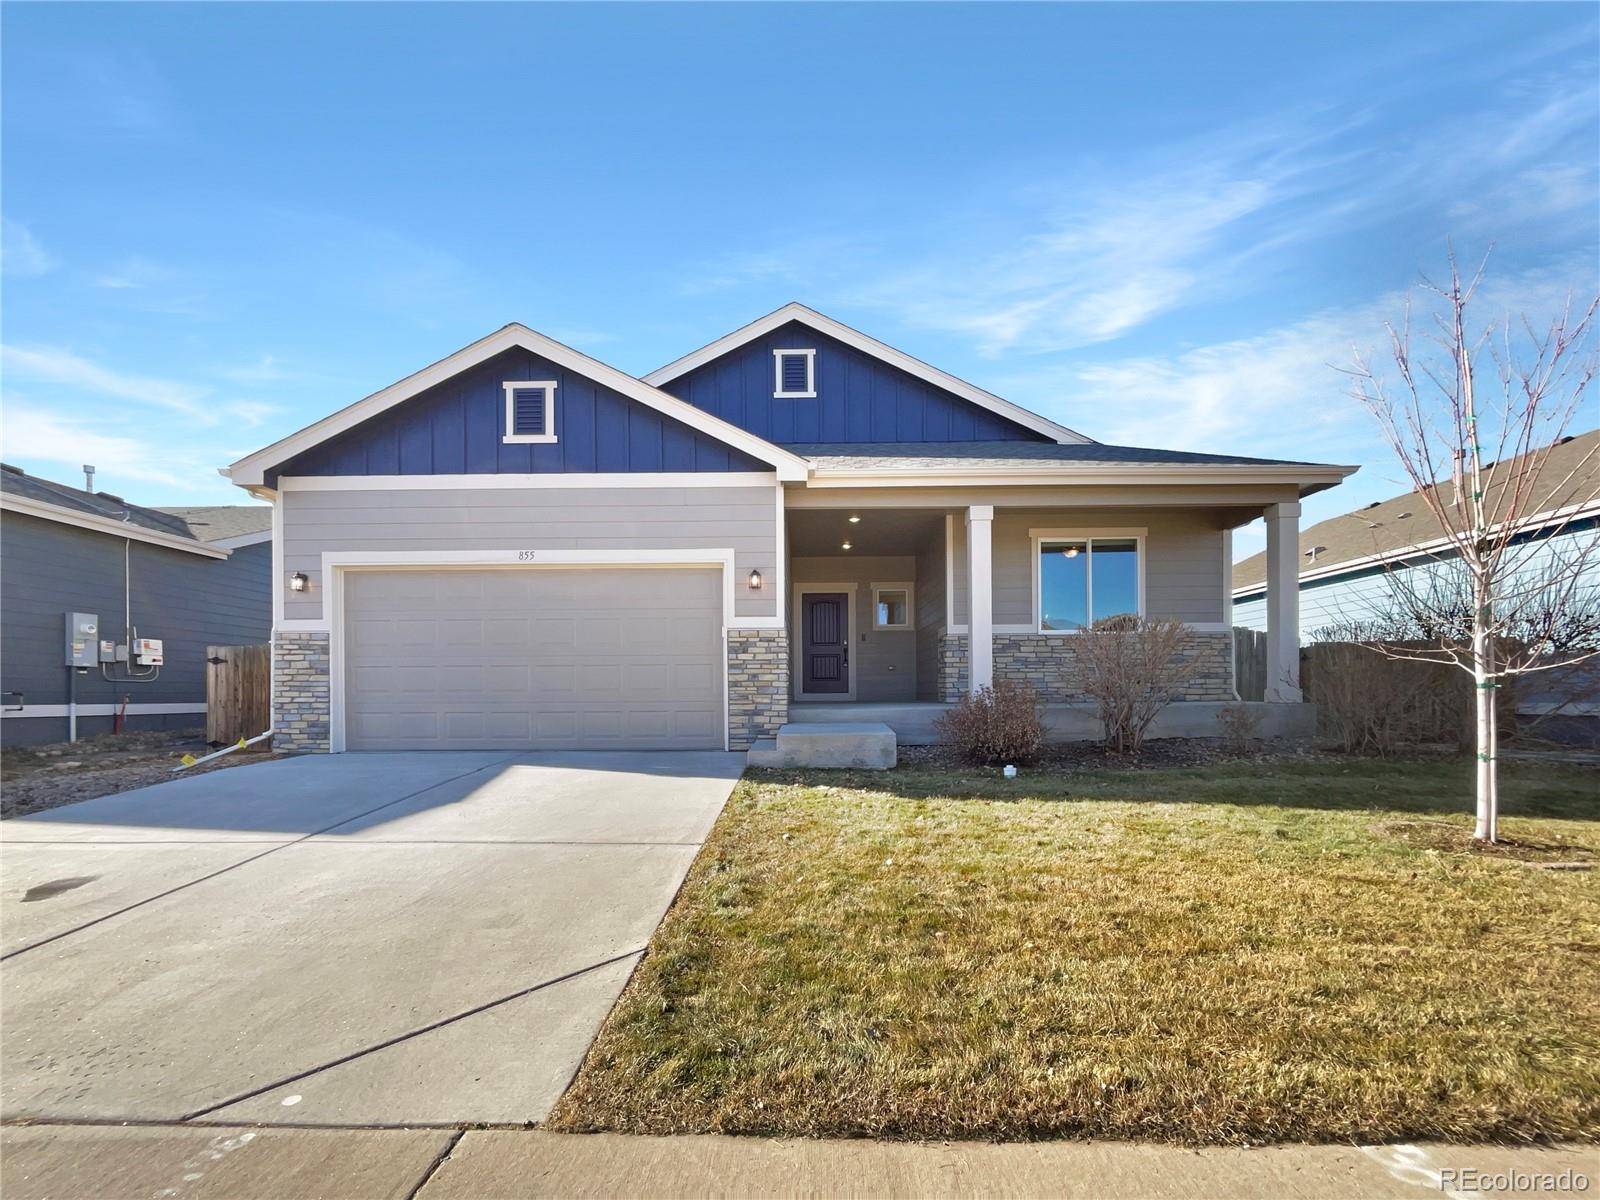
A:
273 348 771 482
660 321 1051 446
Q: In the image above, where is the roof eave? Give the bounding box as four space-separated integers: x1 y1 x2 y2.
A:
801 464 1359 490
0 494 229 558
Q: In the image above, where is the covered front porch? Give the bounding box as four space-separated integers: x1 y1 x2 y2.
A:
780 488 1311 740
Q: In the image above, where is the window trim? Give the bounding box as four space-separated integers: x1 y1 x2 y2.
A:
870 581 915 631
1029 527 1147 633
772 348 817 399
502 380 559 444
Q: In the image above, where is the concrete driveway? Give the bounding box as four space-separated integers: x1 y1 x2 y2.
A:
0 750 742 1127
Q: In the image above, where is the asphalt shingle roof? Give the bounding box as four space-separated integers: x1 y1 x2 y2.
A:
784 441 1326 471
1231 428 1600 592
154 504 273 543
0 465 199 540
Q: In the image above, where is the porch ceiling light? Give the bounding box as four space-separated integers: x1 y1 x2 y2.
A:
842 541 853 551
848 514 861 523
1062 546 1080 558
748 568 763 590
289 571 310 592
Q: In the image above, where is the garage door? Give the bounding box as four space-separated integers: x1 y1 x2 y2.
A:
342 568 723 751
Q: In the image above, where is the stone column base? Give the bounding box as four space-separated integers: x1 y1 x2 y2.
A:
273 630 331 752
728 629 788 750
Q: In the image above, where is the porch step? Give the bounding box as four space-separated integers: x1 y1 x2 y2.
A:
746 722 897 770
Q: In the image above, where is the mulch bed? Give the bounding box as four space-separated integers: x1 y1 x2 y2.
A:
1 729 293 820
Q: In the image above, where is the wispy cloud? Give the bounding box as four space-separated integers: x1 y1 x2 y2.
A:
2 219 56 278
999 256 1598 483
217 354 290 385
1 403 190 487
1 344 211 419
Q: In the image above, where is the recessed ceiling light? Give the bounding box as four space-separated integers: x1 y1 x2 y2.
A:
848 514 861 523
842 541 853 550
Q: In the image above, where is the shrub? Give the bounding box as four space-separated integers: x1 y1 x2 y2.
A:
935 681 1044 764
1215 702 1264 753
1078 617 1200 755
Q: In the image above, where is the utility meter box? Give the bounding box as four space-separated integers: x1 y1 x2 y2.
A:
134 638 165 666
64 612 99 668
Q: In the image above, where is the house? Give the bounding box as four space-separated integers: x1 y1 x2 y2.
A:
1232 426 1600 715
224 304 1355 753
0 466 273 746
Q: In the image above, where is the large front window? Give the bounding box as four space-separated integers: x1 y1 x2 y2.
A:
1038 537 1140 630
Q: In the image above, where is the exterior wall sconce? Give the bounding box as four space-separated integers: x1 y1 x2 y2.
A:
748 569 763 590
289 571 310 592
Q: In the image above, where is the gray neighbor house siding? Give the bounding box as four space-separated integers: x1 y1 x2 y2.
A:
0 511 272 746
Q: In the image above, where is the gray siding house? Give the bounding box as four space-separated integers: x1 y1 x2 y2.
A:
226 305 1355 753
0 467 272 746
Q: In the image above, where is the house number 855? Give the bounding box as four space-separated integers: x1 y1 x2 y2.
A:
517 550 537 561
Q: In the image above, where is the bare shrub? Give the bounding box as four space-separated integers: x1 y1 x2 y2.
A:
1078 618 1201 755
1304 641 1517 755
1216 703 1264 753
934 681 1044 764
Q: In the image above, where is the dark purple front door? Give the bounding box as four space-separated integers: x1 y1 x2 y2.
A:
802 592 849 694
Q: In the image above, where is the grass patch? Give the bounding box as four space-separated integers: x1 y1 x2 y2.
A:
549 759 1600 1144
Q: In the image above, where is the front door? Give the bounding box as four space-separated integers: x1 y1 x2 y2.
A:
801 592 850 695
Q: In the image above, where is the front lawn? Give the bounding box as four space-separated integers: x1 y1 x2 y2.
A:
549 759 1600 1144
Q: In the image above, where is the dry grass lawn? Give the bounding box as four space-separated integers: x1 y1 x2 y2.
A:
549 759 1600 1144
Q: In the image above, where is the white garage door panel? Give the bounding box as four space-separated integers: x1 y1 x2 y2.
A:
343 568 723 751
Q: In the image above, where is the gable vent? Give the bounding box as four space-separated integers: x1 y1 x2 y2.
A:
782 355 808 393
511 386 547 436
502 380 559 444
773 348 816 398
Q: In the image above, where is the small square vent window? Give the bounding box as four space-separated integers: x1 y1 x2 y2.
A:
502 381 558 444
773 349 816 399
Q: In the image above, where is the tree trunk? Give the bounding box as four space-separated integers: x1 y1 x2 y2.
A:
1472 582 1498 843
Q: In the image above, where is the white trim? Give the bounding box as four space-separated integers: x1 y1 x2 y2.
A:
1031 530 1147 633
207 529 273 550
772 348 817 399
644 302 1091 445
271 493 286 627
791 582 857 701
502 381 559 444
322 549 745 754
277 472 780 491
967 506 994 692
1230 497 1600 598
0 494 229 559
2 701 206 719
805 464 1357 490
226 323 810 485
870 581 915 630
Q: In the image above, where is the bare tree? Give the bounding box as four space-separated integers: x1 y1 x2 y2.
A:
1342 249 1599 842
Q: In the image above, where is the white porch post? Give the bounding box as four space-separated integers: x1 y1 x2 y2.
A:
967 505 994 694
1264 501 1303 702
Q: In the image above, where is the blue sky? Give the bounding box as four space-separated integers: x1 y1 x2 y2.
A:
2 3 1596 557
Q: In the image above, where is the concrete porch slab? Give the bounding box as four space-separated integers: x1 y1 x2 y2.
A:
788 701 1317 744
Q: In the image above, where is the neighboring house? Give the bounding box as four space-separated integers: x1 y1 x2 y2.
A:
225 303 1355 753
1232 428 1600 714
0 466 273 746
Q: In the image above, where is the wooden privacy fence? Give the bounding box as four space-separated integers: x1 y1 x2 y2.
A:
205 644 271 747
1233 627 1267 701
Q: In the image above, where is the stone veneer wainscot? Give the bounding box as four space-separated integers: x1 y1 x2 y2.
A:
727 628 788 750
992 630 1237 703
273 630 332 752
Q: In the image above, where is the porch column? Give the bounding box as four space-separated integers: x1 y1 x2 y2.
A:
967 504 994 694
1264 501 1302 702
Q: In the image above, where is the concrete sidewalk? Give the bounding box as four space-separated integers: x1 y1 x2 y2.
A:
3 1125 1593 1199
